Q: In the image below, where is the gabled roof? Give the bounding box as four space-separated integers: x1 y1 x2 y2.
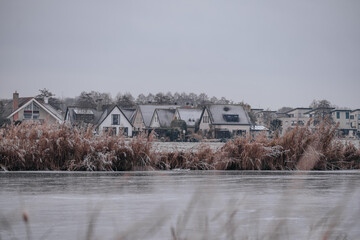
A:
7 98 63 123
1 97 32 119
204 104 251 125
154 108 176 128
96 105 134 128
176 108 202 127
121 108 136 123
42 103 63 121
137 105 178 128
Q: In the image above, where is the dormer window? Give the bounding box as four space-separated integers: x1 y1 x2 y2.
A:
223 114 239 122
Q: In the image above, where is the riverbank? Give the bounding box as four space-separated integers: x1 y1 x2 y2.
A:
1 122 359 171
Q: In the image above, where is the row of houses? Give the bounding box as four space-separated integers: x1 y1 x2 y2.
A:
2 92 359 138
253 107 360 137
1 92 253 138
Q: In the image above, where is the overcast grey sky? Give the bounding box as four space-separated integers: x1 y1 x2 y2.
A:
0 0 359 110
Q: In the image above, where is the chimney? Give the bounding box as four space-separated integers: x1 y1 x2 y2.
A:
44 96 49 104
96 98 103 112
13 91 19 121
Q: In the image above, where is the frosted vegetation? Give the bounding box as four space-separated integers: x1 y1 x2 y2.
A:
0 121 359 171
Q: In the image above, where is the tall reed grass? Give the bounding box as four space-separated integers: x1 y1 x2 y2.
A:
0 121 359 171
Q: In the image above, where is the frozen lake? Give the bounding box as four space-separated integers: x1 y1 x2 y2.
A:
1 171 359 239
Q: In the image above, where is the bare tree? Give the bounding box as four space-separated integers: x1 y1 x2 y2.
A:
76 92 97 108
136 93 147 105
116 92 135 108
309 99 334 124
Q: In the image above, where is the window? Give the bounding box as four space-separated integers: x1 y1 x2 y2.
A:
350 115 354 120
203 116 209 123
112 114 120 125
23 102 40 119
336 112 340 119
358 114 360 120
223 114 239 122
122 127 128 136
104 127 117 136
346 112 349 119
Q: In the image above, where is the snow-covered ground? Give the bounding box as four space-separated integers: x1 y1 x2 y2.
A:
151 138 359 153
152 142 224 152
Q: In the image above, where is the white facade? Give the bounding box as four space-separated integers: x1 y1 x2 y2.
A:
350 110 360 133
149 111 160 128
332 110 352 130
98 106 133 137
279 108 311 133
199 108 211 131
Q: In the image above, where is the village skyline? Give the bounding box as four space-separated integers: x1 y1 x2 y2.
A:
0 88 358 112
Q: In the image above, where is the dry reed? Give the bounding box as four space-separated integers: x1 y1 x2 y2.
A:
0 121 359 171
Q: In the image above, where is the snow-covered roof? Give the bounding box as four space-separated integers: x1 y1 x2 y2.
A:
122 108 136 122
1 97 32 119
73 108 94 115
42 103 64 121
155 108 176 128
65 107 103 125
206 105 251 125
176 108 202 127
138 105 177 127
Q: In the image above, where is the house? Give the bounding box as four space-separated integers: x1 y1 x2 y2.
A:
303 107 335 125
173 107 203 133
96 105 134 137
2 92 63 125
350 109 360 137
278 108 311 133
132 105 178 132
254 110 277 127
149 108 176 129
64 106 103 127
331 109 355 137
199 104 251 138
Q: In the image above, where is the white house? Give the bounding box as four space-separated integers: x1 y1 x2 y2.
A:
279 108 311 133
331 109 355 136
96 105 133 137
350 109 360 136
